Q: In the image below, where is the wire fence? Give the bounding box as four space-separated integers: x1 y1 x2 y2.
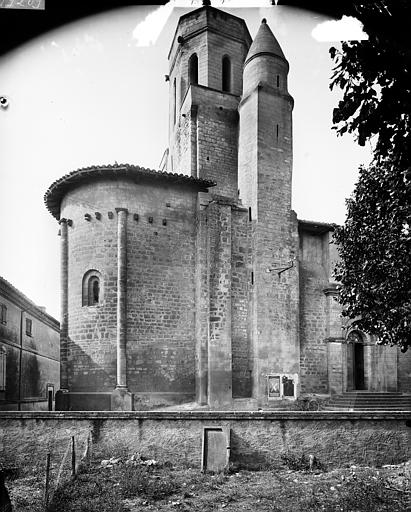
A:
43 433 91 509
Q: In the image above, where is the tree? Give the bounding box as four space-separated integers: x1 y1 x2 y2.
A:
329 0 411 170
333 161 410 352
330 0 411 351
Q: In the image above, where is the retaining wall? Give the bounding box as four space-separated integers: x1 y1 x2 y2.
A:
0 411 410 471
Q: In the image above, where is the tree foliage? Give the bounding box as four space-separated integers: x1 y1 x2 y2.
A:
329 0 411 169
330 0 411 350
333 162 410 351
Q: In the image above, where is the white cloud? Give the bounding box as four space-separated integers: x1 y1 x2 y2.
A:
312 16 368 42
132 3 174 47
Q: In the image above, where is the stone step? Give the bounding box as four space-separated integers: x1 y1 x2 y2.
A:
326 392 411 411
331 393 410 398
329 402 411 406
329 398 411 403
326 406 411 412
329 401 411 406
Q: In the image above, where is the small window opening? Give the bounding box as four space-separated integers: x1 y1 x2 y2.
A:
0 349 6 393
276 124 279 139
248 207 252 221
25 318 32 337
276 75 280 87
189 53 198 85
251 271 254 285
222 55 231 93
82 270 103 307
88 277 100 306
0 304 6 324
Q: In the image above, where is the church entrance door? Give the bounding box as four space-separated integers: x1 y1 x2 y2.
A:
346 331 366 391
353 342 365 390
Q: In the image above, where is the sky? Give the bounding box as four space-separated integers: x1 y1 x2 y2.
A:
0 1 371 320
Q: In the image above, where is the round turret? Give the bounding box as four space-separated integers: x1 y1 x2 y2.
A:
243 19 289 97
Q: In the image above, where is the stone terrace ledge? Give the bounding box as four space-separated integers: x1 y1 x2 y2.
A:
0 411 409 421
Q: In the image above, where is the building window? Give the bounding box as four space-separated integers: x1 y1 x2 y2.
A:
0 304 6 324
0 348 6 392
276 74 280 87
189 53 198 85
25 318 32 336
82 270 103 307
222 55 231 92
89 277 100 305
173 77 177 125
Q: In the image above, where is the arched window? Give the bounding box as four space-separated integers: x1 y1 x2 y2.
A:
188 53 198 85
222 55 231 92
82 270 103 307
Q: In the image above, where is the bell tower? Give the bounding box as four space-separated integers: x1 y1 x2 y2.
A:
167 3 251 199
238 19 300 406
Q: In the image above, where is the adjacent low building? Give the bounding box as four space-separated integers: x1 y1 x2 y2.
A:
0 276 60 410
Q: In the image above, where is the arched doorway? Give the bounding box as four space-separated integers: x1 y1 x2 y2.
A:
347 331 366 391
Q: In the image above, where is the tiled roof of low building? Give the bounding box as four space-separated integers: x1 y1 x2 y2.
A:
298 218 337 234
44 164 216 220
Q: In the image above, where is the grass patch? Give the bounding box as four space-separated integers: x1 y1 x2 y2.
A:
8 452 410 512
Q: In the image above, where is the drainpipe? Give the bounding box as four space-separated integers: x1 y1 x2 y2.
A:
18 310 25 411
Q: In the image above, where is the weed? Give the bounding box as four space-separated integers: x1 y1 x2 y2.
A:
119 464 180 500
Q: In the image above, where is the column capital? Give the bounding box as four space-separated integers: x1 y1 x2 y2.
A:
115 208 129 215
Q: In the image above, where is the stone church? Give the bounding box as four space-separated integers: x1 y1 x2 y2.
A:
44 3 411 411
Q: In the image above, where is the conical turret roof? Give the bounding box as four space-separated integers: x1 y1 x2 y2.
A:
245 18 286 65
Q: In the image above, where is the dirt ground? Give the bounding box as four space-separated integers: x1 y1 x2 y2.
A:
7 454 411 512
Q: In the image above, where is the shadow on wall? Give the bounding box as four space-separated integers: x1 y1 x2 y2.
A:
229 431 272 470
23 353 42 398
67 337 116 392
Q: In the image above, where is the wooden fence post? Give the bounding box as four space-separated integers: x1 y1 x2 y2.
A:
71 436 76 478
44 452 51 508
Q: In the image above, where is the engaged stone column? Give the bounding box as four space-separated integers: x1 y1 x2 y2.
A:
111 208 133 411
116 208 128 388
59 218 69 390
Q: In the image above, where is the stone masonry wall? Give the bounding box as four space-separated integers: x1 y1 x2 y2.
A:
231 207 252 398
206 201 233 407
398 349 411 393
1 412 410 471
60 179 200 404
298 231 330 394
